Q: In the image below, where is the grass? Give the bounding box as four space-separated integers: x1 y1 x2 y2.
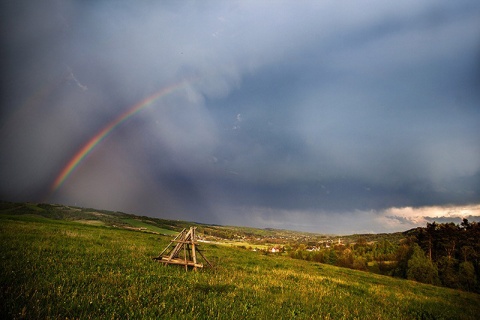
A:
206 240 269 251
1 213 479 319
122 218 178 235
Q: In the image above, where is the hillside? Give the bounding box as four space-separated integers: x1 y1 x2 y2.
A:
0 201 406 245
1 201 479 319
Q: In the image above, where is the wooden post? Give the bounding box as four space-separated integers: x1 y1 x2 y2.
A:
184 234 188 271
191 227 197 271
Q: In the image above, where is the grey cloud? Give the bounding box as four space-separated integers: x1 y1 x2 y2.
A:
1 1 479 233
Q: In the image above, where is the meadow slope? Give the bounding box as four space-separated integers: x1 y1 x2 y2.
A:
1 207 479 319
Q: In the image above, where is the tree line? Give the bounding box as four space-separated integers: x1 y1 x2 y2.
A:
289 219 479 293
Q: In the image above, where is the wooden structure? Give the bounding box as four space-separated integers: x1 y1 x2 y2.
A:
153 227 212 271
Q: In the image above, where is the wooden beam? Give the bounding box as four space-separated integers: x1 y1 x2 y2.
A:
158 257 203 268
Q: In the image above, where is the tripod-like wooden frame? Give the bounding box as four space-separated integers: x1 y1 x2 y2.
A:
154 227 212 271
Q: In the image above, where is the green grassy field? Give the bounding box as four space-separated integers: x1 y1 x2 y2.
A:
1 212 479 319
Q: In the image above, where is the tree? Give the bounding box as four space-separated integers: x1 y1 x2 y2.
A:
425 222 437 261
460 218 471 230
352 256 367 271
458 261 477 292
393 237 415 278
460 246 476 263
407 244 439 285
337 248 353 268
327 249 337 265
437 223 459 260
437 256 459 288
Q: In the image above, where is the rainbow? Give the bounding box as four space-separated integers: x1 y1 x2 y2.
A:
51 79 191 192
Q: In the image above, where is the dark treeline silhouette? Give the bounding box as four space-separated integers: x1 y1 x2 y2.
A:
289 219 479 293
402 219 479 292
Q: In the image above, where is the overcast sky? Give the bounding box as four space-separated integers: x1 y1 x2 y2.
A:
1 1 479 234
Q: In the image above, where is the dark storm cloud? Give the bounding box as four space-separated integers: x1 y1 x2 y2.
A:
1 1 479 233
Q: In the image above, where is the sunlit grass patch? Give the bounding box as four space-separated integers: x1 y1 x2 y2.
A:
122 218 178 234
73 219 105 226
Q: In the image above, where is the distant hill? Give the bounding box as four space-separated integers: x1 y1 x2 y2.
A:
0 200 406 244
